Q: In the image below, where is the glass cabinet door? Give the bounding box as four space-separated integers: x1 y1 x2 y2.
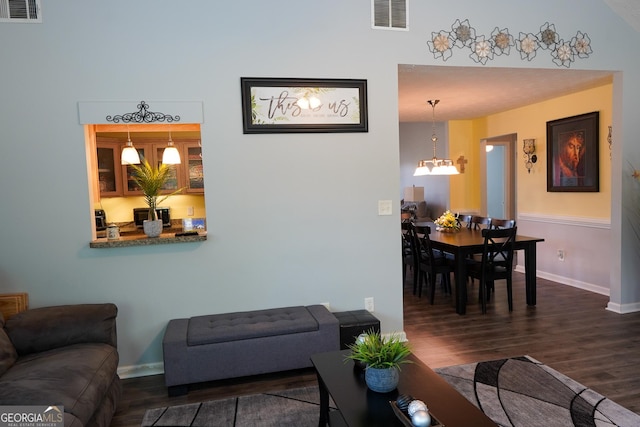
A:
154 145 180 192
96 143 122 197
184 143 204 193
123 147 147 195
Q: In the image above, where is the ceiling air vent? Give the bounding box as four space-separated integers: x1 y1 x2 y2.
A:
372 0 408 31
0 0 41 23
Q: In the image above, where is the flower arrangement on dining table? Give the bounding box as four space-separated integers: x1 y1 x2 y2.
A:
434 209 460 231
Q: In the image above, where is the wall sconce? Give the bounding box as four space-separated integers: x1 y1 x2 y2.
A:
523 139 537 174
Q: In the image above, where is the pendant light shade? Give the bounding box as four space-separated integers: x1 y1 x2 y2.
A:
413 99 459 176
162 132 181 165
121 129 140 165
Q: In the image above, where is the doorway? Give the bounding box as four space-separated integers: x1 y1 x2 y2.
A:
481 134 516 220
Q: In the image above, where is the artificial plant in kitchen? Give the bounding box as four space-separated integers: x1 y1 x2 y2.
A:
129 158 183 237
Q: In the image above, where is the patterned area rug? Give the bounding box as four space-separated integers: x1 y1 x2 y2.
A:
141 386 332 427
434 355 640 427
142 356 640 427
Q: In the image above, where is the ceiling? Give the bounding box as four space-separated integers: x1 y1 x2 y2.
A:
397 0 640 123
398 65 613 123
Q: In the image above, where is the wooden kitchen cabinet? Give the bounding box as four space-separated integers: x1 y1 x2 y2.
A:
122 144 181 196
96 136 202 197
96 141 123 197
183 142 204 194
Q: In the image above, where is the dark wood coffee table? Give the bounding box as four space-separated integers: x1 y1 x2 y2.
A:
311 350 497 427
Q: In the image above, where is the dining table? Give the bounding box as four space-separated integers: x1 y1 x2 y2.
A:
414 221 545 315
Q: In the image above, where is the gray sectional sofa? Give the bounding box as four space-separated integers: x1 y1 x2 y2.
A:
0 304 121 427
163 304 340 396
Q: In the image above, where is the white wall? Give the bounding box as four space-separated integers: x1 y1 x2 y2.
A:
1 0 639 374
515 215 611 295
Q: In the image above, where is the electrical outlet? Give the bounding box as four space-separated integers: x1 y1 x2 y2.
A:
557 249 565 261
187 206 194 216
364 297 374 312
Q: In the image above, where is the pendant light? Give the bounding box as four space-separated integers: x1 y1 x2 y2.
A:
162 131 181 165
414 99 459 176
121 127 141 165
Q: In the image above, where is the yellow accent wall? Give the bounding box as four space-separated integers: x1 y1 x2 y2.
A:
448 83 612 219
97 195 206 224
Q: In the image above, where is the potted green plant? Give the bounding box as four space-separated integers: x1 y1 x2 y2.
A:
346 330 412 393
129 158 183 237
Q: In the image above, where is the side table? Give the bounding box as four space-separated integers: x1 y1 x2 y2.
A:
333 310 380 349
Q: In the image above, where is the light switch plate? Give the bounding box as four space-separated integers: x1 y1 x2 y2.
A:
378 200 392 216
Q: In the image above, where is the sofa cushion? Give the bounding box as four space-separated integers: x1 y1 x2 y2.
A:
5 304 118 355
0 327 17 376
0 343 119 427
187 306 319 345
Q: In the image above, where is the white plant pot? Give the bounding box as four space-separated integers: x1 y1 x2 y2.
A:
143 219 163 238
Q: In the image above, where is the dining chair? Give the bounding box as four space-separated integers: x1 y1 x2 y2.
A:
469 215 492 230
456 214 473 229
401 221 420 295
463 215 492 286
467 226 517 314
490 218 516 229
416 226 453 304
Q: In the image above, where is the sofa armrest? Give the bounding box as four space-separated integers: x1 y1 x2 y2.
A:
306 304 339 330
5 303 118 355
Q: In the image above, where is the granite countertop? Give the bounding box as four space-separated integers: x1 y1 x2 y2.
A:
92 220 207 248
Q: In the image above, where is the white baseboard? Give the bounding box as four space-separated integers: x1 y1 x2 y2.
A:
606 301 640 314
524 268 611 296
382 331 408 342
515 266 640 314
117 362 164 379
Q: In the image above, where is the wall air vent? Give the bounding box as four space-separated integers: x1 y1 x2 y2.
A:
372 0 408 31
0 0 41 23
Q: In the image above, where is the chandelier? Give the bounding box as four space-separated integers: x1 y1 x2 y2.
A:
413 100 459 176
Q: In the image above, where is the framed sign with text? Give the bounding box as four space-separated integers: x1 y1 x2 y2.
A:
241 77 368 133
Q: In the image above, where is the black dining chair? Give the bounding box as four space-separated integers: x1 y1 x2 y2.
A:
456 214 473 229
490 218 516 229
483 218 516 293
416 226 453 304
463 215 492 286
467 226 517 314
469 215 492 230
401 221 420 295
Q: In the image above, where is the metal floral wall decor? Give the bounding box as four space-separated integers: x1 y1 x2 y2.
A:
106 101 181 123
427 19 592 68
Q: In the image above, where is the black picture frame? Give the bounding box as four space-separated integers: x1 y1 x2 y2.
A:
546 111 599 192
240 77 368 134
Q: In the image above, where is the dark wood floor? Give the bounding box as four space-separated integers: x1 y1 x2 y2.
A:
110 272 640 426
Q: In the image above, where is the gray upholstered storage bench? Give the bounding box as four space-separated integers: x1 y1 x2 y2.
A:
162 304 339 396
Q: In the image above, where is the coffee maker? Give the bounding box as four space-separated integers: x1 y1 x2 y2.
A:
94 209 107 231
